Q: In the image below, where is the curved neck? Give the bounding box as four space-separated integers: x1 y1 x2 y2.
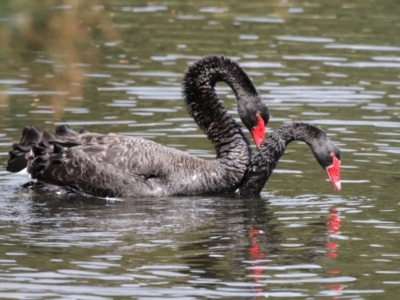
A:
239 123 315 197
182 56 258 167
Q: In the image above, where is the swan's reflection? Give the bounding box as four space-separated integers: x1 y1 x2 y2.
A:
0 186 344 296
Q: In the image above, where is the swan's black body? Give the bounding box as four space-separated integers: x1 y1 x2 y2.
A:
7 55 269 198
239 122 341 198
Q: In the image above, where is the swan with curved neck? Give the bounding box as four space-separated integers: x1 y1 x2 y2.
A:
7 55 269 197
239 122 341 198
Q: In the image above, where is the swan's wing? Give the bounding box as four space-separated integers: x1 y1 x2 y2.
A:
8 125 235 197
28 135 175 198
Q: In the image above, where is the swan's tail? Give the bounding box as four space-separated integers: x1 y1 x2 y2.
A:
28 139 66 184
7 125 86 174
7 126 42 173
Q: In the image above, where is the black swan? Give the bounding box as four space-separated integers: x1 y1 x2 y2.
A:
239 122 341 198
7 55 270 197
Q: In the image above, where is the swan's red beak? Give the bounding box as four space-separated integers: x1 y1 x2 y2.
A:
251 113 266 148
325 154 341 191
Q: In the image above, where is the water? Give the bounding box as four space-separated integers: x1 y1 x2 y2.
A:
0 0 399 298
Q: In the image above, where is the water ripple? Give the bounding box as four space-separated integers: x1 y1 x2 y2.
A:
276 36 334 43
132 6 167 13
325 44 400 51
325 62 400 68
235 16 284 23
283 55 346 61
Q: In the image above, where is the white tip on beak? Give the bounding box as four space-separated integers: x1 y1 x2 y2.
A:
335 181 341 191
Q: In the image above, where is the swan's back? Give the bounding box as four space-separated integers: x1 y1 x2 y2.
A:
8 125 243 197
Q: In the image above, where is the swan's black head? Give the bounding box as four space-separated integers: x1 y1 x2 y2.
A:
309 130 341 191
237 96 269 148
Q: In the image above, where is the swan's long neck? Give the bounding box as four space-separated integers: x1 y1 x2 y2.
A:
182 56 257 170
239 123 319 197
